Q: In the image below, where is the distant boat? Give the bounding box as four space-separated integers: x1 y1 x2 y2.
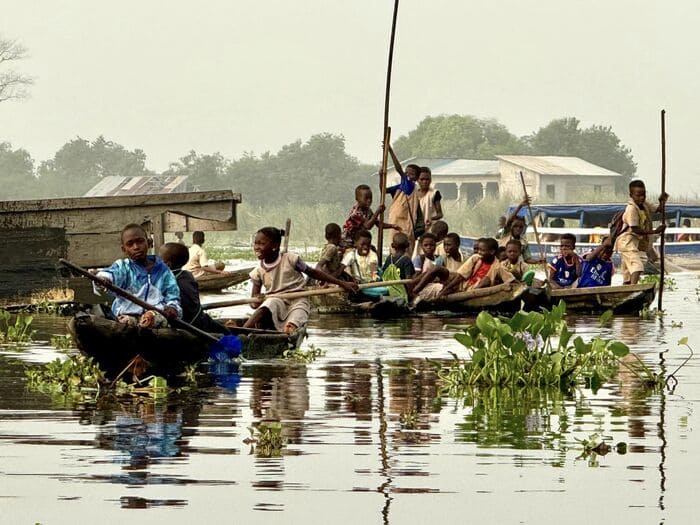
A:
195 267 253 291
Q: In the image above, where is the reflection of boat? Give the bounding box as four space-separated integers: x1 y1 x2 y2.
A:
195 268 254 291
68 313 306 376
547 283 656 314
415 281 527 314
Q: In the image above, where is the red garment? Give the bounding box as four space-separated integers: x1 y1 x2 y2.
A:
342 204 373 246
467 260 492 287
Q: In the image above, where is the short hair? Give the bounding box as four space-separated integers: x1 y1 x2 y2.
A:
419 232 437 244
629 179 646 191
419 166 432 176
325 223 341 240
406 163 421 175
431 220 448 237
561 233 576 245
444 232 461 244
683 218 691 227
354 229 372 242
257 226 285 246
511 215 526 226
481 237 499 253
505 238 522 250
392 232 410 250
121 223 147 242
550 218 565 227
160 242 189 269
192 231 205 245
355 184 371 198
496 246 506 256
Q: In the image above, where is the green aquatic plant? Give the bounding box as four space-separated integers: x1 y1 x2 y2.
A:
50 334 74 350
283 344 325 363
640 274 676 291
437 302 634 392
245 422 286 457
639 306 665 320
25 354 105 397
0 309 36 344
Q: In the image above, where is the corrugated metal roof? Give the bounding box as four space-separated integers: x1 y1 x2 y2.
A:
496 155 622 177
385 158 499 182
84 176 192 197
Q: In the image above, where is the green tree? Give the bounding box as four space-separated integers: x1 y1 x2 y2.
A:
163 150 229 190
392 114 528 160
37 136 153 197
527 117 637 181
0 142 37 200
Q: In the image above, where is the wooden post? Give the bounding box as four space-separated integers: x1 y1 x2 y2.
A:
658 109 667 310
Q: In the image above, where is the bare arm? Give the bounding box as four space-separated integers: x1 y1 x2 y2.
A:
305 267 359 292
439 272 465 296
505 198 530 229
388 145 405 178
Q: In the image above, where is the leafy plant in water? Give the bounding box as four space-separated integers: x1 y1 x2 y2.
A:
0 309 36 344
640 274 677 291
639 306 664 320
245 422 286 457
283 344 325 363
438 302 638 392
50 334 74 350
25 354 105 398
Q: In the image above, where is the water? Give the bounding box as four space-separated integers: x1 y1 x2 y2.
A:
1 275 699 523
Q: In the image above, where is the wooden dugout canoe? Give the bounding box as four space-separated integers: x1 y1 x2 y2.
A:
68 313 306 377
195 267 254 292
414 281 528 314
310 293 410 319
546 283 656 314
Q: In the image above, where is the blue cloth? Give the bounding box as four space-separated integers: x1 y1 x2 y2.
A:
387 172 415 197
578 257 613 288
96 256 182 318
548 255 580 287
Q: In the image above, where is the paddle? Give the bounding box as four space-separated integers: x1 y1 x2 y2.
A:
658 109 667 310
519 171 546 263
58 258 242 359
201 279 414 310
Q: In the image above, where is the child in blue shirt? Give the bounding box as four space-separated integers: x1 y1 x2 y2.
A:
548 233 582 288
578 238 614 288
95 223 181 328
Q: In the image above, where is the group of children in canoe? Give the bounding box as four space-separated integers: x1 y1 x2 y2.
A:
94 174 667 336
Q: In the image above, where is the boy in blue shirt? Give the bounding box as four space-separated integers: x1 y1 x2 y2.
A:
548 233 582 288
578 237 614 288
95 223 181 328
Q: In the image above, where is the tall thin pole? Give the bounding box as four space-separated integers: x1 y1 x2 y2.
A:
658 110 666 310
519 171 545 262
377 0 400 266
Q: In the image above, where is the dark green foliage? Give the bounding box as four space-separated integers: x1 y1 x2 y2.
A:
0 142 36 200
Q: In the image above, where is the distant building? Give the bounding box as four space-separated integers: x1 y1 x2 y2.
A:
83 175 192 197
385 155 622 202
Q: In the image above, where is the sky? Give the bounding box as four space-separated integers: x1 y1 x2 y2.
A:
1 0 700 196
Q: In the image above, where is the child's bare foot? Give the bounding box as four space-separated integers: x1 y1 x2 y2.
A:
283 323 298 334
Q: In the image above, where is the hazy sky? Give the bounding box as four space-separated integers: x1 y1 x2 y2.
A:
2 0 699 195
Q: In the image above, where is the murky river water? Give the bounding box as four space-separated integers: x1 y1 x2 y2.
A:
1 274 699 524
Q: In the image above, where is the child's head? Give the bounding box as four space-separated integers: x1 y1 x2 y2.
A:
550 218 565 228
510 216 526 238
430 220 448 241
505 239 522 264
443 232 461 257
406 164 421 182
391 232 410 254
254 227 284 261
159 242 189 270
325 223 342 244
600 237 613 261
498 215 507 228
683 218 691 227
120 223 149 264
355 184 373 209
419 232 437 257
354 229 372 256
628 180 647 206
192 231 205 246
477 237 498 263
418 167 432 191
560 233 576 256
496 245 507 261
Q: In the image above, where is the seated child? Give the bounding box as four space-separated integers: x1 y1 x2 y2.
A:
577 237 614 288
431 220 449 257
413 233 444 274
498 214 542 264
382 232 416 280
159 242 227 332
548 233 582 288
245 227 357 332
342 184 398 248
441 232 464 271
342 229 379 284
316 223 345 278
95 223 181 328
496 245 507 262
413 237 514 299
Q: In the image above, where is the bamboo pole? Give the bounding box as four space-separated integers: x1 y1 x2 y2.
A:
658 109 667 310
519 171 546 262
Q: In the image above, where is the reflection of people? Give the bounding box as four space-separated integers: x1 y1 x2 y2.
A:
184 231 225 277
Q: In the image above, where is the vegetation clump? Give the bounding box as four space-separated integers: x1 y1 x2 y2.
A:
284 344 325 363
25 354 105 397
0 309 35 344
437 302 661 394
245 422 286 457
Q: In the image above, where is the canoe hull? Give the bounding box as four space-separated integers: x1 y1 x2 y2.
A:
415 282 527 314
547 283 656 314
310 293 410 319
195 267 254 291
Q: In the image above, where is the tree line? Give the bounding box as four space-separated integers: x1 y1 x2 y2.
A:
0 115 637 203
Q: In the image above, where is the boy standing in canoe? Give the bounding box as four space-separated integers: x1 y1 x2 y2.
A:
95 223 181 328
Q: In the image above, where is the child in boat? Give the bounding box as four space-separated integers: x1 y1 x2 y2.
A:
615 179 668 284
386 146 421 247
502 239 529 281
382 232 415 280
442 233 464 271
578 237 614 288
245 227 357 333
342 229 379 284
316 223 345 278
184 231 225 278
159 242 227 332
412 233 444 275
496 245 507 262
499 214 542 265
413 237 514 299
548 233 582 288
95 223 181 328
342 184 399 248
431 220 449 257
